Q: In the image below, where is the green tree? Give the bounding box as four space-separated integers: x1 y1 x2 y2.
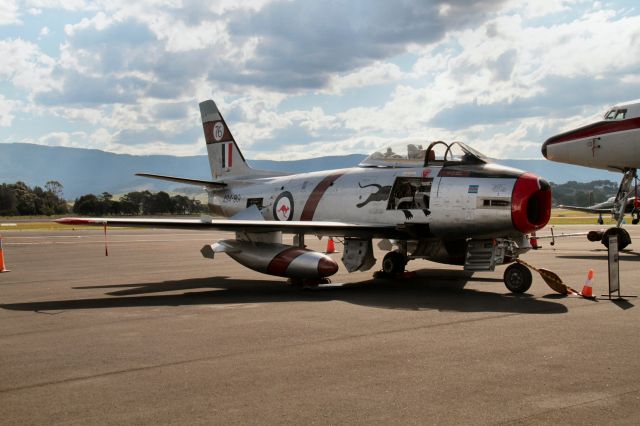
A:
0 184 18 215
73 194 102 215
143 191 172 214
120 191 151 215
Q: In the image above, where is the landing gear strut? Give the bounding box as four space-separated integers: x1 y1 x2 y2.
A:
613 169 636 226
598 168 637 249
503 262 532 294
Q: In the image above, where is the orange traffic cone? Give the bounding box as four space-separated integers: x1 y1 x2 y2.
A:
530 231 539 249
582 269 594 298
0 236 10 273
326 237 335 254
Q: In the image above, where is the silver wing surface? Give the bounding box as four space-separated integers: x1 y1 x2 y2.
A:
56 217 404 239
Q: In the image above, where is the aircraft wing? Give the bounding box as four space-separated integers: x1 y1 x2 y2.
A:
56 217 404 239
557 205 610 214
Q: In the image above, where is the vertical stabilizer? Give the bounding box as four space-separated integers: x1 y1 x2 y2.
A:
200 100 252 179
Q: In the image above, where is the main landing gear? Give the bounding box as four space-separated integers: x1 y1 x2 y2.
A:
585 168 638 250
503 262 533 294
378 249 533 294
602 227 631 250
381 251 408 276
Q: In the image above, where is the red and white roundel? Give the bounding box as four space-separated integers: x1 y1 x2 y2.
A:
273 191 294 221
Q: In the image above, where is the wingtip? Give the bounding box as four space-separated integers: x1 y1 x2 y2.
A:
55 218 99 225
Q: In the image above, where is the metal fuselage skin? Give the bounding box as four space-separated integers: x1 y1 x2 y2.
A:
208 162 546 241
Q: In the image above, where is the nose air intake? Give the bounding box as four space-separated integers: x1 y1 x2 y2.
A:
511 173 552 233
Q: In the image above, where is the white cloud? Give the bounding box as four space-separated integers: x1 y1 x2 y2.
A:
325 62 406 94
0 38 58 93
0 0 20 25
0 95 15 126
26 0 87 12
64 11 111 36
2 0 640 164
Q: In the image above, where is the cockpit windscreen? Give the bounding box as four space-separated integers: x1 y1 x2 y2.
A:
359 141 487 168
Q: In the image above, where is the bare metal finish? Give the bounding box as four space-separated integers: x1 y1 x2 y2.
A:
58 99 553 292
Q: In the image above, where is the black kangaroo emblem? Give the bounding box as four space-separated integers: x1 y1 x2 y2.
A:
357 182 392 208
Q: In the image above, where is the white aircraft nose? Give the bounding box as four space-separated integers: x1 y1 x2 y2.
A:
541 139 550 159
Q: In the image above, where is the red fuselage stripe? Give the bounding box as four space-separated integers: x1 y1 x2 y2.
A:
300 172 345 221
266 247 306 276
544 117 640 146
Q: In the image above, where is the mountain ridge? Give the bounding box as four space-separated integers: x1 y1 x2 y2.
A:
1 143 620 198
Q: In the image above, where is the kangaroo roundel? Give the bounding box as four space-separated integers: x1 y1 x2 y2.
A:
273 192 294 221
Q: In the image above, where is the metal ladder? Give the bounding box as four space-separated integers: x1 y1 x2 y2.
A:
464 239 504 271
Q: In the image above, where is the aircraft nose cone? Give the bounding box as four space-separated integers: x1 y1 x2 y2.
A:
318 257 339 277
541 140 548 158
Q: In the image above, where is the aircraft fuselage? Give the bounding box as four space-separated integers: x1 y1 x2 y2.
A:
209 162 549 240
542 108 640 171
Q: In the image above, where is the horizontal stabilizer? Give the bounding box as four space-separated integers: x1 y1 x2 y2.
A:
136 173 227 188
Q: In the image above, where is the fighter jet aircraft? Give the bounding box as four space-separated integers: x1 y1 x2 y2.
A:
542 99 640 249
558 196 639 225
59 99 552 293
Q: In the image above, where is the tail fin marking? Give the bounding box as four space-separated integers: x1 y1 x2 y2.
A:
199 99 251 179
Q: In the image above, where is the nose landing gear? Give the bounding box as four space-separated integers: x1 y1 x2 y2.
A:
503 262 533 294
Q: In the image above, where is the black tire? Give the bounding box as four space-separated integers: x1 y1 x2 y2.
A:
587 230 603 242
381 251 407 275
602 227 631 250
503 263 533 294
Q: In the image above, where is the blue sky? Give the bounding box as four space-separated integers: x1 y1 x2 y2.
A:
0 0 639 160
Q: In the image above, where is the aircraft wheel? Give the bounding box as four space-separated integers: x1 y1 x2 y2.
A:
632 209 640 225
381 251 407 275
602 227 631 250
503 263 532 294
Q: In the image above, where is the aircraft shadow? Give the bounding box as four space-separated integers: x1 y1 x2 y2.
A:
556 250 640 262
1 269 567 314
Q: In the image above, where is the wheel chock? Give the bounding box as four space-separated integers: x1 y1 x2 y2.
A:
516 259 595 300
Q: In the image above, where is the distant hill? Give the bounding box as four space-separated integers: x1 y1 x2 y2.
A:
0 143 621 199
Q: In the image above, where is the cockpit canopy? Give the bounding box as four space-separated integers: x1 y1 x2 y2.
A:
359 141 488 168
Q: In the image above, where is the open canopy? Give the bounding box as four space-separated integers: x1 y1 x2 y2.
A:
359 141 488 168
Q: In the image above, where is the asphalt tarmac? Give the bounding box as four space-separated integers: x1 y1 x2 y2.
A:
1 225 639 425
